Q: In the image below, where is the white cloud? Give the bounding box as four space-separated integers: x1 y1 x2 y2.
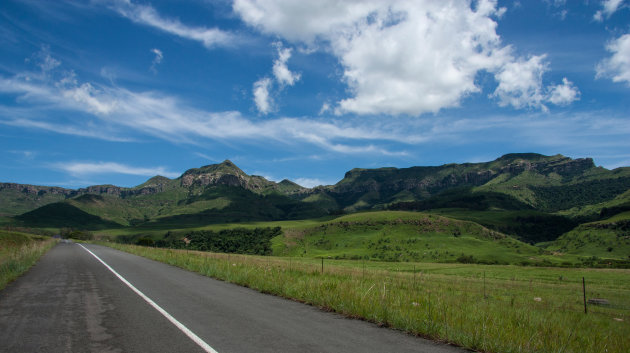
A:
3 50 617 161
108 0 236 48
234 0 575 116
253 77 273 114
36 47 61 74
151 48 163 63
150 48 163 73
54 161 180 178
547 78 580 105
62 82 118 114
250 42 300 114
594 0 625 21
596 33 630 86
294 177 329 188
233 0 377 43
272 43 301 86
492 55 548 109
319 102 331 115
0 54 411 155
492 56 580 109
0 107 132 142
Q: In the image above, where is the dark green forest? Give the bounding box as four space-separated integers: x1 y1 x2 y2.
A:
128 227 282 255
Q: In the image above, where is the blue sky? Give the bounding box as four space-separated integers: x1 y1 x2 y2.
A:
1 0 629 188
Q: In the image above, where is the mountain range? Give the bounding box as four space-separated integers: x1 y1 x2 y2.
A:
2 153 630 248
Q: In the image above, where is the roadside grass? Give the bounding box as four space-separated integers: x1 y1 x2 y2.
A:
0 230 57 290
102 243 630 353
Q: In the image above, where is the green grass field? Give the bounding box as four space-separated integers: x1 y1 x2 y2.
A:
0 230 57 290
96 211 629 267
101 243 630 353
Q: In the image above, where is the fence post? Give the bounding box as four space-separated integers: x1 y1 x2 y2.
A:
321 257 324 274
583 277 587 314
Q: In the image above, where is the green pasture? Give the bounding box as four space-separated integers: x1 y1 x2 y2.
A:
102 243 630 353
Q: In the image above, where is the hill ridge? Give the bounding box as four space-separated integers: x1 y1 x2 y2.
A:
2 153 629 231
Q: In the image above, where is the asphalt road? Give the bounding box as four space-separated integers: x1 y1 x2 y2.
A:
0 243 466 353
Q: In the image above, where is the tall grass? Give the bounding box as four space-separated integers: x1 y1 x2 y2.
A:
104 243 629 353
0 231 57 290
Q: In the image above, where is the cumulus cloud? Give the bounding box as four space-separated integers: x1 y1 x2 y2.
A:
596 34 630 85
492 55 548 109
594 0 625 21
107 0 237 48
253 77 273 114
54 161 180 178
272 43 301 86
492 56 580 109
547 78 580 105
233 0 576 116
252 42 300 114
150 48 163 73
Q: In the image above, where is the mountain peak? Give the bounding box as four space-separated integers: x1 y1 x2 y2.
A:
277 179 308 193
139 175 172 186
183 160 245 177
179 160 277 192
496 153 548 162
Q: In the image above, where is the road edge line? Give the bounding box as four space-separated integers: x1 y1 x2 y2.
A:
78 243 218 353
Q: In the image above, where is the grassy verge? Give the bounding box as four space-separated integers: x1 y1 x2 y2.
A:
101 243 629 353
0 230 58 290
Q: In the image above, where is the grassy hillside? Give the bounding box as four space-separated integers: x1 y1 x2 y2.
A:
15 202 122 229
422 209 577 244
135 185 328 229
14 183 329 230
0 230 57 290
389 189 579 243
544 211 630 263
110 211 608 267
273 212 526 262
269 211 580 266
323 153 630 214
0 186 68 216
557 189 630 220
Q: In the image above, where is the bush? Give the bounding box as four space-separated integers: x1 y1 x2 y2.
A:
136 237 155 246
60 228 93 240
150 227 282 255
456 254 476 264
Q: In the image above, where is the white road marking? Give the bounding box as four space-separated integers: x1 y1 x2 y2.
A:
78 244 218 353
